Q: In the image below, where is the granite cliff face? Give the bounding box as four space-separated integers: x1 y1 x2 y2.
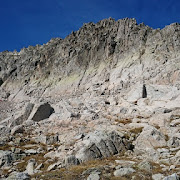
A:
0 18 180 179
1 18 179 97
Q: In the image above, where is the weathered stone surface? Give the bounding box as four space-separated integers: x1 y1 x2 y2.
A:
34 133 59 145
0 151 13 167
0 150 24 168
152 173 164 180
168 134 180 148
64 155 80 166
11 125 24 135
114 167 136 177
26 159 36 175
163 173 179 180
75 130 132 162
47 163 58 171
137 161 153 172
87 172 100 180
134 126 167 156
35 163 44 170
6 172 30 180
24 149 38 155
9 103 34 128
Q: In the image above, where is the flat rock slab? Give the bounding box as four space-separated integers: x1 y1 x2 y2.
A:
6 172 30 180
114 167 136 177
163 173 179 180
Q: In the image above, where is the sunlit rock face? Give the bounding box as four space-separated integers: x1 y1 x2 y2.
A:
0 18 179 99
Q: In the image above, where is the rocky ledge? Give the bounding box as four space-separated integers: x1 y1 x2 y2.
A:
0 18 180 180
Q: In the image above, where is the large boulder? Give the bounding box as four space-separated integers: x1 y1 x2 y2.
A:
26 159 36 175
168 133 180 148
137 161 153 172
74 130 133 163
163 173 179 180
114 167 136 177
134 126 167 160
6 172 30 180
134 126 167 149
0 150 25 167
9 103 34 128
34 133 59 145
0 151 13 167
28 102 54 121
64 155 80 166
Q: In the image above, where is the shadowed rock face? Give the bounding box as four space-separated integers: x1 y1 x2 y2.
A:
31 103 54 122
142 84 147 98
0 78 3 86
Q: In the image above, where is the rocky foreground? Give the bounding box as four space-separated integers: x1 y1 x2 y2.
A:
0 18 180 180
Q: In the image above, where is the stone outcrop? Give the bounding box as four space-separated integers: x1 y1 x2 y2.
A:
5 172 30 180
0 18 179 98
72 130 133 163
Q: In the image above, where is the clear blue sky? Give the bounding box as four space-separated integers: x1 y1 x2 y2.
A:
0 0 179 52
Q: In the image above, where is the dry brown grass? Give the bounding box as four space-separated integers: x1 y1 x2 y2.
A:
111 177 129 180
115 118 132 125
1 168 10 177
32 154 145 180
0 144 13 151
150 161 171 175
16 153 49 172
154 125 160 129
154 146 169 150
31 154 179 180
32 157 117 180
164 134 169 141
129 127 143 134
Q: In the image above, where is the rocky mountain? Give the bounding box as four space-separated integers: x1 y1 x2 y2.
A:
0 18 180 180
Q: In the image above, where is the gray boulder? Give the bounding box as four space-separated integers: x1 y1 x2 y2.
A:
6 172 30 180
134 125 167 159
168 134 180 148
24 149 38 155
64 155 80 166
163 173 179 180
9 103 34 128
0 151 13 167
114 167 135 177
75 130 132 162
87 172 100 180
47 163 58 171
152 173 164 180
26 159 36 175
0 150 25 167
137 161 153 172
28 102 54 121
34 133 59 145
